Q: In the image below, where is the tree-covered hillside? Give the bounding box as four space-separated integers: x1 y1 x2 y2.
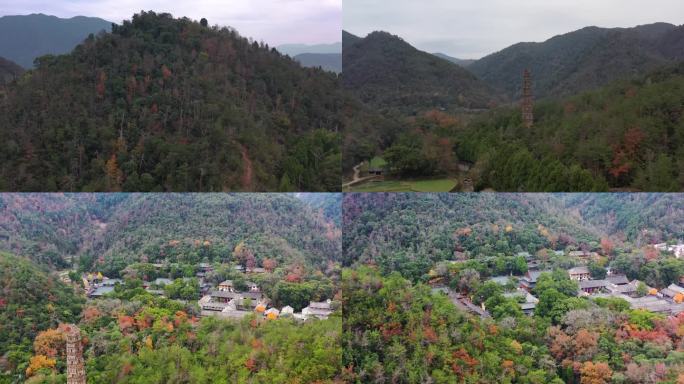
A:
344 266 684 384
0 252 85 379
457 63 684 191
342 30 500 113
343 267 565 383
297 193 343 226
469 22 684 99
342 193 684 278
0 193 341 276
0 11 343 192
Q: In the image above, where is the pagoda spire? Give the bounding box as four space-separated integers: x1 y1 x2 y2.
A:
521 69 534 128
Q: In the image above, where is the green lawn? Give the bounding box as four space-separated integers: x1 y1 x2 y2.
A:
347 178 457 192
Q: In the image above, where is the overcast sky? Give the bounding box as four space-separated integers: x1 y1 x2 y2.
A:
0 0 341 45
344 0 684 59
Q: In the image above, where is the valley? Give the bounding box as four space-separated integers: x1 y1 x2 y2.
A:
0 193 343 383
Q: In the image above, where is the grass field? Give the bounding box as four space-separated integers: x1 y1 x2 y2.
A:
346 178 457 192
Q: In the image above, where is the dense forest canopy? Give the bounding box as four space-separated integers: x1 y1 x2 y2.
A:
342 193 684 279
344 267 684 383
0 251 85 379
0 11 345 192
0 193 341 275
457 63 684 191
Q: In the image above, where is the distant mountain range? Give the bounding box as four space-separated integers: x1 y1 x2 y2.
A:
343 23 684 107
276 42 341 56
469 22 684 99
342 30 499 111
278 42 342 73
432 52 475 67
0 13 112 68
294 53 341 73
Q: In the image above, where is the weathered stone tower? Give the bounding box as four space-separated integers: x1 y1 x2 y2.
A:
64 324 86 384
521 69 534 128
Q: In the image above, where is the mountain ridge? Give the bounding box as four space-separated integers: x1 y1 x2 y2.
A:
0 13 113 68
468 22 684 99
0 193 341 276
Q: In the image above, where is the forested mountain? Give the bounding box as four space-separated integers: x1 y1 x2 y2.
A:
0 13 112 68
0 193 341 276
458 62 684 191
0 57 24 85
342 30 500 112
468 22 684 99
294 53 341 73
0 11 344 192
432 52 475 67
0 251 85 377
342 193 684 277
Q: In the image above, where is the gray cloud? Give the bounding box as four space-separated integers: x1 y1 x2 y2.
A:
0 0 341 45
344 0 684 58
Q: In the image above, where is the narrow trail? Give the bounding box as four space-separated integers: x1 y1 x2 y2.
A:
352 162 362 182
240 144 253 190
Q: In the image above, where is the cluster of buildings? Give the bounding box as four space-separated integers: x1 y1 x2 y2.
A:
517 264 684 316
199 279 334 321
432 242 684 318
83 272 123 298
81 263 336 321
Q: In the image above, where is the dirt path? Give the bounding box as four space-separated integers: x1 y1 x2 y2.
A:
240 144 253 190
352 163 362 182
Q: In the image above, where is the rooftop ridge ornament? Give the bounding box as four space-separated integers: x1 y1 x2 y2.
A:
522 69 534 128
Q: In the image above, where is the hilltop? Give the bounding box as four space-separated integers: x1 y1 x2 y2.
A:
342 30 500 113
0 11 344 191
